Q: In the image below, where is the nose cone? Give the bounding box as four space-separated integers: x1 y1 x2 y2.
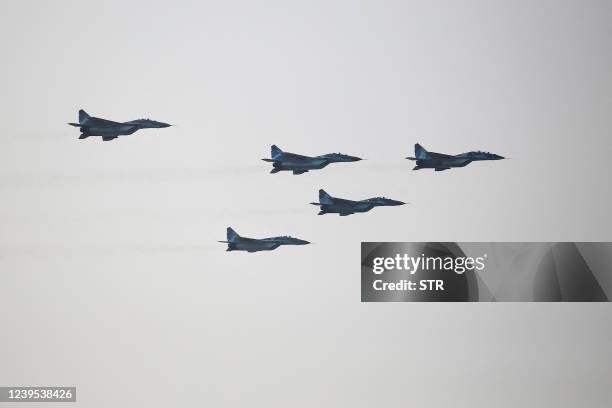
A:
292 238 310 245
373 198 405 206
323 153 363 162
384 199 405 206
157 122 171 128
275 236 311 245
476 152 504 160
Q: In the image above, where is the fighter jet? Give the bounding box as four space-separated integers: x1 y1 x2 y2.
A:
218 227 310 252
406 143 505 171
262 145 362 175
310 189 405 216
68 109 171 141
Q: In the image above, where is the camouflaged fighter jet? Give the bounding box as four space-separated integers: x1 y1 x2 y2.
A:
68 109 171 141
310 189 405 216
218 227 310 252
262 145 362 175
406 143 505 171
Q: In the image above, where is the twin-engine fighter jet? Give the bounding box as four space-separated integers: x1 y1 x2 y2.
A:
406 143 505 171
68 109 171 141
219 227 310 252
310 189 405 216
262 145 362 175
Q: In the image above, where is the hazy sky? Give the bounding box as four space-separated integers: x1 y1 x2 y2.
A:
1 1 611 407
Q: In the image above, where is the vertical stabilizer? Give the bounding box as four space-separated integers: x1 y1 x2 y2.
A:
227 227 240 242
414 143 431 160
319 189 334 205
79 109 91 124
271 145 283 159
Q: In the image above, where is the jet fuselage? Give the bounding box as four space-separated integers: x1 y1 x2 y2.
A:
220 228 310 252
69 110 171 141
263 146 362 174
407 144 504 171
312 190 405 216
83 124 141 137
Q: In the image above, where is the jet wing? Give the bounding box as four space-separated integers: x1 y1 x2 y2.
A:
333 197 358 206
428 151 456 159
279 152 313 162
237 237 261 244
86 117 123 127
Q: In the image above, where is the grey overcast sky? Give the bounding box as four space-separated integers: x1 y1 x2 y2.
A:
1 1 611 407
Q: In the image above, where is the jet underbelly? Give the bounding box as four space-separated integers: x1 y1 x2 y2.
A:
325 202 371 213
81 127 117 137
235 241 279 252
350 202 374 213
418 158 470 168
282 158 328 170
118 126 140 135
453 159 472 167
84 125 137 137
438 158 471 168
